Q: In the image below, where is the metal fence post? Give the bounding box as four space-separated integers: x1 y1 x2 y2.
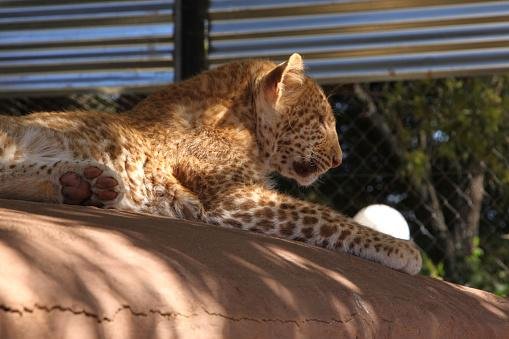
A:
174 0 208 81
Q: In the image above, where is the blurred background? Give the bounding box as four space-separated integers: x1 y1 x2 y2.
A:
1 0 508 295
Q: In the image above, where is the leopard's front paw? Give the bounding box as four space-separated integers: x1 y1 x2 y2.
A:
59 165 122 207
153 184 204 221
400 241 422 275
376 240 422 275
172 188 205 221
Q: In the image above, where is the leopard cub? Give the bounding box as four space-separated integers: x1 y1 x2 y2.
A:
0 53 422 274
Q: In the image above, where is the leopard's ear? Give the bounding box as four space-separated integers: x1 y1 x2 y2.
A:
262 53 305 106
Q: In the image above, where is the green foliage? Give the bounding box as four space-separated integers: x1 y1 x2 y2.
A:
380 76 509 180
464 237 509 297
404 150 429 185
374 75 509 294
421 238 508 297
421 253 445 280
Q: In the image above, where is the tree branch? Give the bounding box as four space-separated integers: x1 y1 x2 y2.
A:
462 162 486 253
353 84 405 160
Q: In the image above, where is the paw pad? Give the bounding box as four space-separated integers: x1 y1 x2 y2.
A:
60 166 119 206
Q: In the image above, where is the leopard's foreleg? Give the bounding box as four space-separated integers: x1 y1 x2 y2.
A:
205 184 422 275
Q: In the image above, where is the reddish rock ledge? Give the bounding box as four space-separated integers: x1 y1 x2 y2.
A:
0 199 507 338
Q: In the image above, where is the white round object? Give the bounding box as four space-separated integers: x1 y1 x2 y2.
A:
353 204 410 240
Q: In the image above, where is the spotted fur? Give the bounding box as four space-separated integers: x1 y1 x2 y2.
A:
0 54 422 274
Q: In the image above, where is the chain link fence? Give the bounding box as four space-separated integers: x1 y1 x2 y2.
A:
313 80 508 296
1 76 508 296
0 93 147 117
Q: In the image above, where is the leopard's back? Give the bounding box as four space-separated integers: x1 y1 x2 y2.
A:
3 112 136 165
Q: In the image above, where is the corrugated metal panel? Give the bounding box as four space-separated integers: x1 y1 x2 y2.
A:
208 0 509 83
0 0 174 97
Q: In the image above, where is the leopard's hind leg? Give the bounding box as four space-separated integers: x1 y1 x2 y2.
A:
0 118 131 209
0 159 125 208
0 160 62 203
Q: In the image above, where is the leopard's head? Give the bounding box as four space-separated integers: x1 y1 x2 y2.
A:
255 53 342 186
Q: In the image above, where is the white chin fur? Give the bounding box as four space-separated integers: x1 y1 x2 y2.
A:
294 174 318 187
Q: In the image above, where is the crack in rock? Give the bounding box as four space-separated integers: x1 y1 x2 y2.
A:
0 303 195 323
1 303 356 327
200 306 356 326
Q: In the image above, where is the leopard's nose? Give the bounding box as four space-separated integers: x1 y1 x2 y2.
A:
331 149 342 168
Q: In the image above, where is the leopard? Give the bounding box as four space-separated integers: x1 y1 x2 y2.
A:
0 53 422 274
